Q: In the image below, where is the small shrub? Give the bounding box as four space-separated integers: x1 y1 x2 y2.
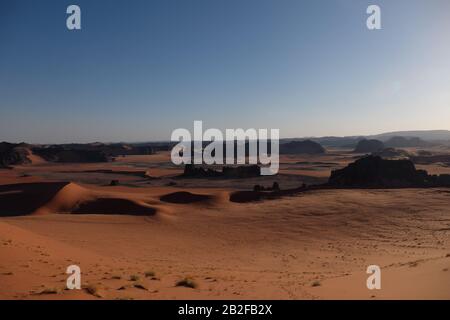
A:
85 284 103 298
176 278 198 289
144 271 155 278
129 274 140 281
311 280 321 287
272 182 280 191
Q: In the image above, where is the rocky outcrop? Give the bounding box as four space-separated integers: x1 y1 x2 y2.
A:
353 139 384 153
328 155 450 188
182 164 261 179
279 140 325 155
230 183 313 203
222 165 261 178
33 143 154 160
435 174 450 186
1 142 159 165
182 165 223 178
231 156 450 203
0 142 32 167
371 148 410 159
32 146 109 163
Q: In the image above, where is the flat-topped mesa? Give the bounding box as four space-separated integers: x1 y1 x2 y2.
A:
353 139 384 153
279 140 325 155
328 155 450 188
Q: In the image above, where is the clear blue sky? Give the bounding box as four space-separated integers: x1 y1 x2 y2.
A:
1 0 449 143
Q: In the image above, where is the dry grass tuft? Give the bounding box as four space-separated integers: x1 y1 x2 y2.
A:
84 284 104 298
311 280 321 287
129 274 140 281
176 277 198 289
144 271 155 278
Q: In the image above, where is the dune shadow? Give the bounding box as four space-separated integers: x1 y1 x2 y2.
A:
160 191 212 204
0 182 69 217
72 198 157 216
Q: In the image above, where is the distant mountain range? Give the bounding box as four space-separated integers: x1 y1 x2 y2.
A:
284 130 450 148
369 130 450 142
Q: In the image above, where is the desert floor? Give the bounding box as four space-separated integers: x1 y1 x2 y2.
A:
0 150 449 299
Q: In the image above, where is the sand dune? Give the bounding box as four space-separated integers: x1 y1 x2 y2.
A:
34 182 92 215
25 150 47 165
1 187 448 300
0 182 70 216
0 182 158 217
1 150 449 300
0 220 120 299
309 255 450 299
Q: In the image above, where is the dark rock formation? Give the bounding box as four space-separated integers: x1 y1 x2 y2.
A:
182 164 261 179
328 155 450 188
279 140 325 155
222 165 261 178
353 139 385 153
0 142 32 167
253 181 281 192
182 164 223 178
371 148 410 159
231 155 450 203
32 146 108 163
173 140 274 163
436 174 450 186
230 183 313 203
24 142 159 164
253 185 263 192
